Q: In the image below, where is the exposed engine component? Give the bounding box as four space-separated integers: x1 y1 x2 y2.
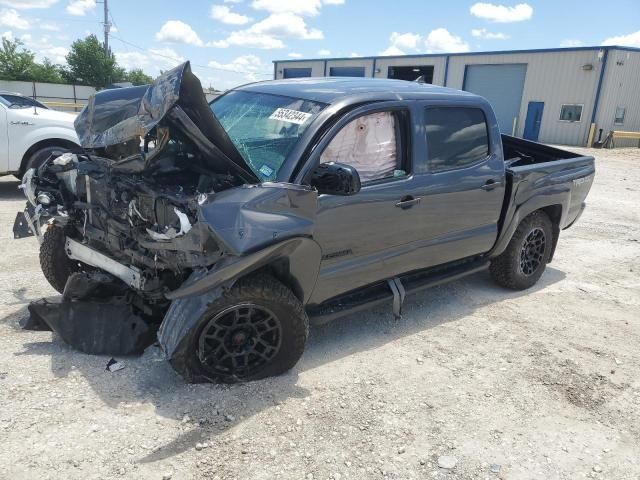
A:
14 60 319 383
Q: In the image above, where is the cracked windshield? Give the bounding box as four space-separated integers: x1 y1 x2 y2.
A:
211 91 326 181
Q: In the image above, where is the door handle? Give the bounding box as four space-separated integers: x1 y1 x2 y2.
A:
395 196 421 209
481 180 502 191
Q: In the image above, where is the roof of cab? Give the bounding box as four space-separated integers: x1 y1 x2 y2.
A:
235 77 479 104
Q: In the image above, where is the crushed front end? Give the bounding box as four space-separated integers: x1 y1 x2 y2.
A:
15 61 320 380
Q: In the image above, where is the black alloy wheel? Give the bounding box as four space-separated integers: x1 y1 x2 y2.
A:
197 303 282 379
519 227 546 276
166 274 308 384
489 210 553 290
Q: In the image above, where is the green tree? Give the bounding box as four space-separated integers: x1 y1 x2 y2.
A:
112 65 127 83
0 38 37 81
65 34 118 88
29 58 65 83
125 68 153 86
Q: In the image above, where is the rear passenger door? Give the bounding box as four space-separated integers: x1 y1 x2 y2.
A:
415 104 505 266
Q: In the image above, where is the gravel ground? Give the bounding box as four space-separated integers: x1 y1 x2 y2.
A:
0 147 639 480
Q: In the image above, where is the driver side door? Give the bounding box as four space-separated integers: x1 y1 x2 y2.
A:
307 103 424 305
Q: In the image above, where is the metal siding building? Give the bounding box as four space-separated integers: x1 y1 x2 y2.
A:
595 49 640 147
273 46 640 147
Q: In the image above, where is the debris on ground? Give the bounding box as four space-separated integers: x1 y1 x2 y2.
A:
438 455 458 469
105 358 125 372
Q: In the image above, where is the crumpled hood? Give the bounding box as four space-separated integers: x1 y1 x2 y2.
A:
74 61 258 182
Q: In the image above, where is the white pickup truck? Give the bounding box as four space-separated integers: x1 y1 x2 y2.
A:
0 91 80 177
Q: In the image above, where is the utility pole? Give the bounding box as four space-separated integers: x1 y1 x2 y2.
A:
102 0 110 54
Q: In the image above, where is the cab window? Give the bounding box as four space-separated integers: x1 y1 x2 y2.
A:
425 107 489 172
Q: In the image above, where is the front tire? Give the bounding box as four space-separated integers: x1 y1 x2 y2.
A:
490 211 553 290
40 226 84 293
171 274 309 383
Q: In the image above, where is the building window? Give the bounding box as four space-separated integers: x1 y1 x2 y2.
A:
388 65 434 83
329 66 365 77
614 107 626 125
559 104 583 122
283 68 312 79
425 107 490 172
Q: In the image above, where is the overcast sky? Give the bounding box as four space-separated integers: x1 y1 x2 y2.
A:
1 0 639 89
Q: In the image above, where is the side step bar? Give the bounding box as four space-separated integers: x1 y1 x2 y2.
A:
387 278 406 318
307 259 489 325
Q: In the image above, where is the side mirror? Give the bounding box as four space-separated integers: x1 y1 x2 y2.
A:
310 162 361 196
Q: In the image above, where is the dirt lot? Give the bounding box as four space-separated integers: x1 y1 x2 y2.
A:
0 147 638 480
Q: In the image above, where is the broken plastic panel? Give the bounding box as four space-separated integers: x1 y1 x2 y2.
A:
24 272 154 355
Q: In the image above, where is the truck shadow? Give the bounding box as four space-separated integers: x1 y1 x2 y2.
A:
8 267 565 463
0 179 23 200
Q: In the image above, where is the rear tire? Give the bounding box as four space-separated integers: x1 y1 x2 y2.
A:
40 226 83 293
490 211 553 290
170 274 309 384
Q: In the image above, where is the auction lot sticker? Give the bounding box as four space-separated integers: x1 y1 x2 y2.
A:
269 108 312 125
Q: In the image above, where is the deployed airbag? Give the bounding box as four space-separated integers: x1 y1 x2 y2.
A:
320 111 398 182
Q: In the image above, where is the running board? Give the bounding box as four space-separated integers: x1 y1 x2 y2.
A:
307 259 489 325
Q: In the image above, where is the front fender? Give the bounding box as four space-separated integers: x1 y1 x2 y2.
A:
198 182 317 255
165 236 322 304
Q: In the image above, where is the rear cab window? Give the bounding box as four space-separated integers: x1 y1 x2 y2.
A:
424 107 490 172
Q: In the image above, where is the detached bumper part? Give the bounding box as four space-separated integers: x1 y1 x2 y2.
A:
13 204 47 241
65 238 143 290
23 272 154 355
27 299 152 355
13 210 33 240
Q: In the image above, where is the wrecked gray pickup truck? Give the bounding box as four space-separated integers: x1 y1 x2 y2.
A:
14 61 595 383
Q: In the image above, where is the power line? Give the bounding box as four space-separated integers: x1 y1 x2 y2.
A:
110 35 272 77
31 15 102 25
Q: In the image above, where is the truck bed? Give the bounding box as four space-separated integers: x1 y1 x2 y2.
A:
501 134 582 167
495 134 595 255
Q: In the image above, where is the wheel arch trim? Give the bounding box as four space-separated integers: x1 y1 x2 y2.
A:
491 198 565 259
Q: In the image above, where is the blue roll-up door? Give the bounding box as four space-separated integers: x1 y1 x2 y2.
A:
283 68 312 79
329 66 365 77
463 64 527 133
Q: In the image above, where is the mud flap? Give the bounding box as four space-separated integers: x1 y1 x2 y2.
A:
23 272 154 355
